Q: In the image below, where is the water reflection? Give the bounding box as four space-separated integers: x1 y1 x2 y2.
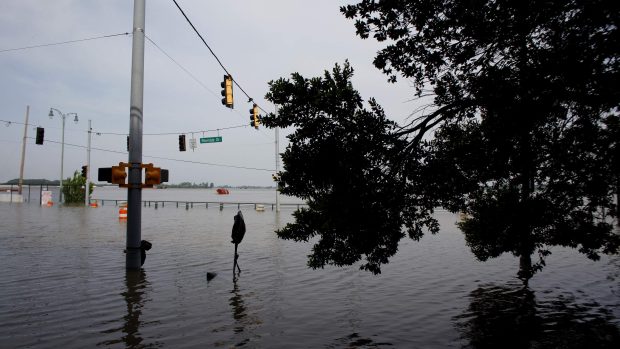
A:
327 333 393 348
230 275 247 333
454 283 620 349
229 275 262 346
99 270 158 348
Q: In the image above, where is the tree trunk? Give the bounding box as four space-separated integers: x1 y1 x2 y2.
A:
516 1 534 284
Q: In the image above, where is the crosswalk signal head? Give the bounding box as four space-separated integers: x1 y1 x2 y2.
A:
36 127 44 145
249 104 259 130
221 75 234 109
111 165 127 185
179 134 186 152
145 166 162 185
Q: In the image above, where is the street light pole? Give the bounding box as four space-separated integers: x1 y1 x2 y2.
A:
85 119 92 206
126 0 146 270
49 108 78 204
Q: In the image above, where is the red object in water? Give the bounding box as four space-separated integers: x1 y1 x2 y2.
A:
216 188 230 195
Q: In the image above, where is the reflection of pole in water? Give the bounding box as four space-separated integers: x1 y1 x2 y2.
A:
97 270 150 347
121 270 148 347
230 275 247 333
228 275 263 345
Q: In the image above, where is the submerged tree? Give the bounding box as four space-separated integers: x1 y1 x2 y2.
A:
340 0 620 280
264 0 620 280
62 170 94 204
264 62 438 274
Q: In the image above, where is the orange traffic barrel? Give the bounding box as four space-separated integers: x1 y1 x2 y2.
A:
119 206 128 219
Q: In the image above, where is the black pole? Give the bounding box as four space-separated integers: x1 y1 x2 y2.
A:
233 243 241 274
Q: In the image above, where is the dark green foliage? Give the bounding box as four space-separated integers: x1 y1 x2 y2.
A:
62 170 94 204
342 0 620 278
264 0 620 277
263 62 438 274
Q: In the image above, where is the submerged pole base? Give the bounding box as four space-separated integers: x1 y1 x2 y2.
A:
126 247 142 270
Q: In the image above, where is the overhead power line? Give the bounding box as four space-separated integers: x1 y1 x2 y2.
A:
94 123 251 136
170 0 268 114
37 137 275 172
144 33 218 99
144 34 273 143
1 118 250 137
0 32 131 53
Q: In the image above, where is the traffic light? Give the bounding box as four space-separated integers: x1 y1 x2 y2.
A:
145 166 162 186
111 165 127 185
249 103 259 130
81 165 88 178
179 134 186 151
35 127 44 145
221 74 234 109
99 165 128 185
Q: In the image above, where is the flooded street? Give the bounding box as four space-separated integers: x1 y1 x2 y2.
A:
1 189 619 348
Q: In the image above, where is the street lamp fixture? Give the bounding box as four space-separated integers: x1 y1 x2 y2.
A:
48 107 78 204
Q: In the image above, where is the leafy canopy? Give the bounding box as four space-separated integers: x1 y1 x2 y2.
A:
264 0 620 277
263 62 438 274
62 170 94 204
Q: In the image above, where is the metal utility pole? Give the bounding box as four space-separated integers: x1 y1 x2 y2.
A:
274 105 280 212
85 119 91 206
49 108 78 204
18 105 30 195
126 0 145 270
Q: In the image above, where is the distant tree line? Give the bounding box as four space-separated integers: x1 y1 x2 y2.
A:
159 182 275 189
160 182 215 189
3 179 59 185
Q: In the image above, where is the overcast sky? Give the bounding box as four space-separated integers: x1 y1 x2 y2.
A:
0 0 418 186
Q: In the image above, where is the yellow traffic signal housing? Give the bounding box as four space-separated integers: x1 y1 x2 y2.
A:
221 74 234 109
144 165 161 186
111 165 127 185
249 103 259 130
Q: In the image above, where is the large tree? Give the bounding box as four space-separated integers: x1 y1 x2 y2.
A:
264 62 437 274
264 0 620 280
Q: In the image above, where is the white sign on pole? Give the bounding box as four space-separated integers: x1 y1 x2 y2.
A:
41 191 52 206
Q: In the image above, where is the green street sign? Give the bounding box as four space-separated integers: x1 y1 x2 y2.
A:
200 136 222 144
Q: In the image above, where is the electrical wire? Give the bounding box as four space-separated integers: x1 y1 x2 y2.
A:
143 33 275 142
170 0 269 114
0 32 131 53
38 137 275 172
1 118 250 137
94 123 250 136
144 34 219 99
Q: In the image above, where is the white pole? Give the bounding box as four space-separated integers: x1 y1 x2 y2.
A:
18 105 30 195
85 119 91 206
59 115 65 204
275 106 280 212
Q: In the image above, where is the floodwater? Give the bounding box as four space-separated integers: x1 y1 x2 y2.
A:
1 188 619 348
